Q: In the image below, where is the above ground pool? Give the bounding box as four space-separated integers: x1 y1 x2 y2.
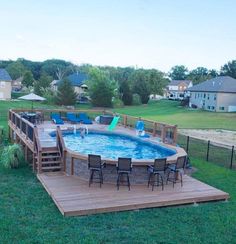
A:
58 131 176 160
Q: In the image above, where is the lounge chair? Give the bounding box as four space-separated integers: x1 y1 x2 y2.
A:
116 157 132 190
78 112 92 124
66 112 81 123
147 158 167 191
51 113 64 124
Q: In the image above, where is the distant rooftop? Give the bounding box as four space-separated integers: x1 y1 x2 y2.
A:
0 68 12 81
55 72 88 87
188 76 236 93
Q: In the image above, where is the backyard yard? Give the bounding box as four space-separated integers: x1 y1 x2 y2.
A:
0 99 236 243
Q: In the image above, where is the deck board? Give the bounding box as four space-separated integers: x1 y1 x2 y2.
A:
37 173 229 217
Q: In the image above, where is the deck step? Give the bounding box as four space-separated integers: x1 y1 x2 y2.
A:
41 166 62 170
36 161 61 165
35 155 60 159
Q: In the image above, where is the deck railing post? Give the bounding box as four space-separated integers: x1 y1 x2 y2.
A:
230 145 234 169
63 150 67 172
71 157 74 175
38 151 42 174
173 125 178 144
153 122 157 137
206 140 210 161
161 125 166 143
124 115 127 128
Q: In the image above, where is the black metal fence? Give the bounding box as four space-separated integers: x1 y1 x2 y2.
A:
177 134 236 170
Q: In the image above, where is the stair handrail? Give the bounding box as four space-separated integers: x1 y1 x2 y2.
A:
33 126 42 173
56 126 67 172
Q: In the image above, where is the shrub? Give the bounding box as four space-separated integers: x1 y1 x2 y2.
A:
112 98 124 108
132 93 142 105
0 144 25 169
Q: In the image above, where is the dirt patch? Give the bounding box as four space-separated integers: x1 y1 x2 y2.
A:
179 129 236 148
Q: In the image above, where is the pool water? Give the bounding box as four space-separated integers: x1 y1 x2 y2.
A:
62 132 176 160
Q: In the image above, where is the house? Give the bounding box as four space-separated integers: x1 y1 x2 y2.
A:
188 76 236 112
12 77 23 92
51 72 88 98
167 80 193 100
0 68 12 99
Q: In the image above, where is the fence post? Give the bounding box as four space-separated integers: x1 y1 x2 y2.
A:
186 136 190 153
230 145 234 169
206 140 210 161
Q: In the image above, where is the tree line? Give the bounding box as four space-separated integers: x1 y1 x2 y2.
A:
0 58 236 107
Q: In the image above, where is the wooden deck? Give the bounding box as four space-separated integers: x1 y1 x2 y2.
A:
37 173 229 217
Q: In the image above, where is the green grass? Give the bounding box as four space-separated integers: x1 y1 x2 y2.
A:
114 100 236 130
0 159 235 243
0 100 236 242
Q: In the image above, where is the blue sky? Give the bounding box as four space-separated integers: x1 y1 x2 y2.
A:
1 0 236 71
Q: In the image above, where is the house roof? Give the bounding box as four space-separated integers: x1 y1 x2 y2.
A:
168 80 192 86
188 76 236 93
54 72 88 87
0 69 12 81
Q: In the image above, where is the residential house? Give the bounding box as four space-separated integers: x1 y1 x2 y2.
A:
12 76 23 92
167 80 193 100
51 72 88 98
0 68 12 99
188 76 236 112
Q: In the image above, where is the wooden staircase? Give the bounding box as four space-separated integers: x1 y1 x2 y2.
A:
35 147 63 173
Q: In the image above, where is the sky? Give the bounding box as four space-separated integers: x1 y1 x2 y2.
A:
1 0 236 72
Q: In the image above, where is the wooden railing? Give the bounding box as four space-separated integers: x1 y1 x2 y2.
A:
8 110 35 145
56 126 67 171
9 108 178 144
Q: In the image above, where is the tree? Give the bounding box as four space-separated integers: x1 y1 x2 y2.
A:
34 72 53 95
187 67 209 85
220 60 236 78
6 60 27 79
56 79 77 105
131 69 150 104
169 65 188 80
22 71 34 87
148 69 168 95
87 68 114 107
119 80 133 105
41 59 73 79
187 67 219 85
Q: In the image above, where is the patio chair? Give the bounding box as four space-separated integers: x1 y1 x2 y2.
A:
35 112 43 124
78 112 93 124
147 158 167 191
88 154 105 187
51 113 64 124
116 157 132 190
66 112 81 123
166 156 187 187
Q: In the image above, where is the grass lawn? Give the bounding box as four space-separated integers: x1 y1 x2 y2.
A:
0 100 235 242
0 159 235 243
114 100 236 130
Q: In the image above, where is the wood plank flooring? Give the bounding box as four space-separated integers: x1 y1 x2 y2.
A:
37 172 229 217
